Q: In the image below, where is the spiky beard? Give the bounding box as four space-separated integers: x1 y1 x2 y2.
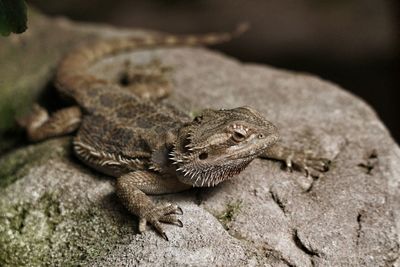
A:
170 149 254 187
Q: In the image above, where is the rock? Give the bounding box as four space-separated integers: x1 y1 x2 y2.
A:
1 11 399 267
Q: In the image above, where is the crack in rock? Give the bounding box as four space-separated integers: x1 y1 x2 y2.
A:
263 244 297 267
270 189 286 214
355 212 363 246
292 230 320 265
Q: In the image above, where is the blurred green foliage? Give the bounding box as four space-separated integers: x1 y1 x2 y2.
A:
0 0 27 36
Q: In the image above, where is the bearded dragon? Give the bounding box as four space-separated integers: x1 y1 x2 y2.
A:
19 25 330 240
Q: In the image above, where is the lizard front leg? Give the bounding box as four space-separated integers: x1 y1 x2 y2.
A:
116 171 191 240
18 104 82 142
260 143 330 177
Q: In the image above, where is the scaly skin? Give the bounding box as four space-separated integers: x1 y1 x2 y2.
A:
19 26 330 240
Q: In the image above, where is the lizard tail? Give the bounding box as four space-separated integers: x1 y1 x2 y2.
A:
55 23 249 100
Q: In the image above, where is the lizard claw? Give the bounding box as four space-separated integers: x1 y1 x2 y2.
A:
285 153 294 172
303 166 310 177
148 220 169 241
175 219 183 227
160 231 169 241
285 153 331 178
176 206 183 215
139 202 183 240
149 219 169 240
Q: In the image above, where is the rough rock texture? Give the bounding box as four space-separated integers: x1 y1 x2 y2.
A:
1 11 400 267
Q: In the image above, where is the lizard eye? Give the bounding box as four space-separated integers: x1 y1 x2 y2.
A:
232 131 246 142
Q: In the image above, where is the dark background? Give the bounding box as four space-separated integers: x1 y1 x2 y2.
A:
28 0 399 142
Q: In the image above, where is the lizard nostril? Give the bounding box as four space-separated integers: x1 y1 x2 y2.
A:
199 152 208 160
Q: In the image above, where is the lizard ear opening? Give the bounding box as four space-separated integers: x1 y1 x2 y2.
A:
199 152 208 160
119 72 131 86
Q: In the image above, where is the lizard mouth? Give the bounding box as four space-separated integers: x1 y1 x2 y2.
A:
172 153 254 187
169 131 275 187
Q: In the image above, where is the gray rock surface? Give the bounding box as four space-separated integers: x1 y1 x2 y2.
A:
1 11 399 266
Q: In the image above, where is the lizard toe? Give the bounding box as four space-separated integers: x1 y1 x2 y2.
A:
159 214 183 227
150 220 168 240
153 202 183 216
141 202 183 240
306 158 331 173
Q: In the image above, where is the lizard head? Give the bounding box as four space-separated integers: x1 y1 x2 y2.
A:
170 106 279 187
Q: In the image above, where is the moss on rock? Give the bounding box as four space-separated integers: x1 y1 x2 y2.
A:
0 138 70 188
0 192 122 266
217 200 243 230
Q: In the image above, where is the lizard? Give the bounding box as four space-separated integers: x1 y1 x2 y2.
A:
19 25 330 240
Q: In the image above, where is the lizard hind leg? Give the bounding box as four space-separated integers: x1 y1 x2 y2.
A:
116 171 190 240
118 59 173 101
18 104 82 142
